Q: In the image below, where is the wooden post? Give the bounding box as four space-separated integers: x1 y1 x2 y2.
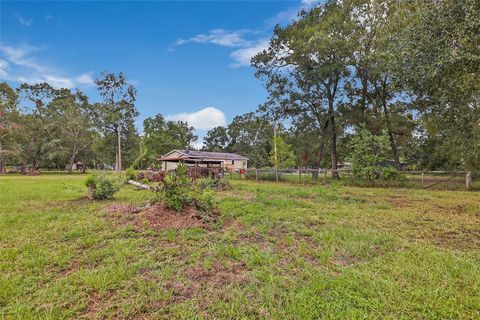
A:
299 170 302 184
275 168 279 182
255 169 258 181
421 172 424 187
466 171 472 190
324 169 327 183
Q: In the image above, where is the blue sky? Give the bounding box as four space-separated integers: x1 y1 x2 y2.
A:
1 0 319 146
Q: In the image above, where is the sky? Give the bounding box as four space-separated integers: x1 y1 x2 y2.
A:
1 0 320 147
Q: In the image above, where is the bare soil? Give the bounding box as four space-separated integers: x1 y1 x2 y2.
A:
107 204 219 230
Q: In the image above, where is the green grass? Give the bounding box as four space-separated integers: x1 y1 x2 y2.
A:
1 174 479 319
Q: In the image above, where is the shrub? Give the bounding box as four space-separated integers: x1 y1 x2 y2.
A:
381 166 402 180
124 167 137 181
158 163 218 213
347 126 402 181
85 173 122 200
161 173 191 211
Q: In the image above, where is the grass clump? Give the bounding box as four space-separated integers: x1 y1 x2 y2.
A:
85 173 122 200
198 178 232 191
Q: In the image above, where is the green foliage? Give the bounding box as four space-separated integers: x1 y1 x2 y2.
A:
159 163 218 212
348 127 399 181
269 135 296 168
84 173 122 200
124 167 137 181
141 114 197 168
198 178 232 191
203 126 229 152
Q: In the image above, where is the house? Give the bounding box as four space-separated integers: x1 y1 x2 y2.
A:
159 149 248 171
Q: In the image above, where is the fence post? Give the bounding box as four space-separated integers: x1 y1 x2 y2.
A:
255 169 258 181
466 171 472 190
299 170 302 183
275 168 279 182
324 169 327 183
421 172 424 187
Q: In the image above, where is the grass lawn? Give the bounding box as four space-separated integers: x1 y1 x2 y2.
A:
1 174 479 319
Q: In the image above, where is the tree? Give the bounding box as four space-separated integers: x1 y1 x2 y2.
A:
0 83 20 173
227 112 272 168
17 83 60 168
390 0 480 170
94 72 138 173
46 89 96 172
347 126 390 180
203 126 229 151
142 114 197 167
253 1 357 178
269 135 296 168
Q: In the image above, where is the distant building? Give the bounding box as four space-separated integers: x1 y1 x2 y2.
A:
159 149 248 171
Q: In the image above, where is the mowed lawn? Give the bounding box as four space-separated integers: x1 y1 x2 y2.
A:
1 175 479 319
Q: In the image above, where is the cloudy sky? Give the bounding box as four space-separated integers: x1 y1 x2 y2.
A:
1 0 320 147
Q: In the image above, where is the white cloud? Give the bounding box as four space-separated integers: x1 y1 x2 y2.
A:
76 72 95 85
301 0 321 5
230 39 269 67
0 59 10 77
175 29 251 48
0 43 94 89
166 107 227 130
16 14 33 27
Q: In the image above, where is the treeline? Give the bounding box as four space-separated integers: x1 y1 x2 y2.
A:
205 0 480 174
1 0 479 174
0 73 197 173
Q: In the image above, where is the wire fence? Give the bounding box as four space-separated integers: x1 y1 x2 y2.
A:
227 168 479 191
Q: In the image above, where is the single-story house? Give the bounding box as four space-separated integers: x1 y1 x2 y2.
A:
159 149 248 171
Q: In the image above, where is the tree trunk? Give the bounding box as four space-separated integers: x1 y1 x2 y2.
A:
328 102 339 179
381 83 401 170
68 156 75 173
316 120 329 168
359 72 368 123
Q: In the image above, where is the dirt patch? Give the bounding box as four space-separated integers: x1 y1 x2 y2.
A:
58 259 80 276
153 261 248 309
386 195 424 209
79 290 116 319
107 204 219 230
185 261 248 288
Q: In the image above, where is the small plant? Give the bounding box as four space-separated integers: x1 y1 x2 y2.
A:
381 166 402 180
158 163 219 213
124 167 137 181
85 173 122 200
198 178 232 190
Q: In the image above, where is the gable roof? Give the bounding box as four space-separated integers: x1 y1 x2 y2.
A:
160 149 248 161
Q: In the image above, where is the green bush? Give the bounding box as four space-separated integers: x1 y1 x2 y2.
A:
85 173 122 200
348 126 402 181
381 166 402 180
158 164 218 213
124 167 137 181
161 173 192 211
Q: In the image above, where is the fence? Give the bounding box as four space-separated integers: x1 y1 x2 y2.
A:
227 168 478 191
